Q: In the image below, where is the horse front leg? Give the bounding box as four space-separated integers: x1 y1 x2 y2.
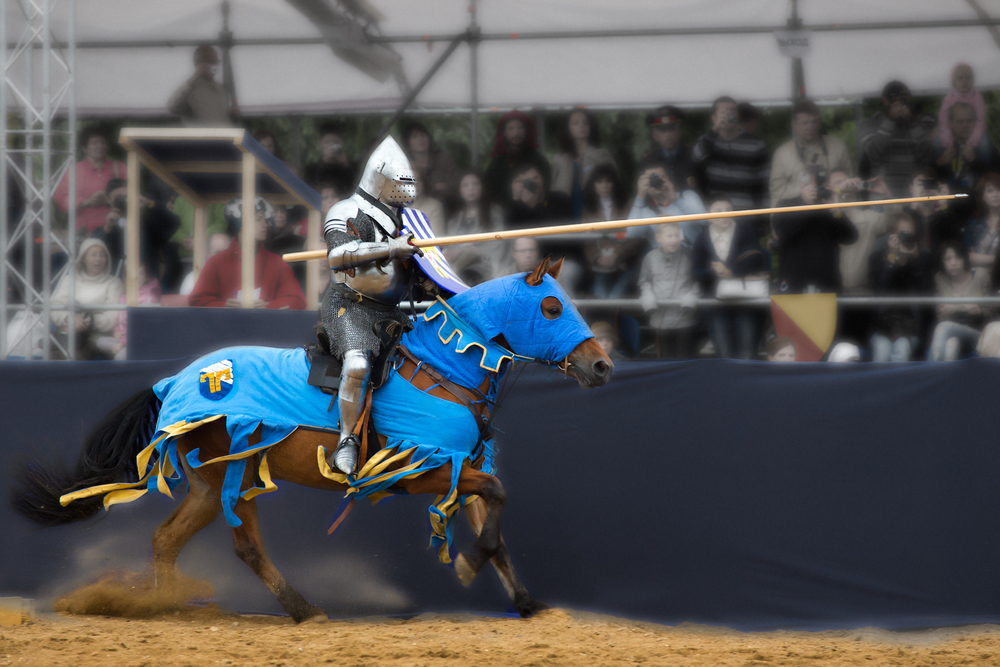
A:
464 497 550 618
401 465 506 588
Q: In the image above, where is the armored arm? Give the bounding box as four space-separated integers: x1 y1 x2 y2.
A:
327 234 419 271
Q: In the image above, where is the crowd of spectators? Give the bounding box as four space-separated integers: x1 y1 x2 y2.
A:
14 45 1000 362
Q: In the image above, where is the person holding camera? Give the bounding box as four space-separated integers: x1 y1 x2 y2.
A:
640 105 696 192
485 110 551 208
626 160 706 248
303 123 355 193
867 211 930 362
858 81 936 198
772 167 858 294
692 96 770 211
770 100 853 205
904 166 971 255
167 45 237 127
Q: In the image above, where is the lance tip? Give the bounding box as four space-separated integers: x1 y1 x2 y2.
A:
953 193 969 198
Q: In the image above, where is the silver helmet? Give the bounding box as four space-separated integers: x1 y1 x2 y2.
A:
358 136 416 207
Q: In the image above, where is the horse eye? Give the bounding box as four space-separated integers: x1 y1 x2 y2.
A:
540 296 562 320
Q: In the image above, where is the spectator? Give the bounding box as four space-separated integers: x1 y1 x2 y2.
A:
772 168 858 294
640 105 696 190
639 223 700 359
906 166 970 254
94 178 183 292
937 64 987 156
402 122 460 205
550 109 615 220
589 321 626 362
318 180 342 218
868 211 929 362
977 257 1000 357
166 45 237 127
253 130 279 157
964 173 1000 269
582 165 643 298
96 260 161 361
769 99 853 205
626 161 706 248
265 203 306 288
858 81 935 197
189 197 306 309
442 170 505 286
498 237 541 276
928 241 990 360
831 172 893 294
179 232 231 295
934 102 999 191
692 96 770 209
506 164 572 229
53 127 127 234
50 238 122 360
506 164 578 290
411 168 447 237
484 110 551 207
303 123 354 191
738 102 760 137
766 336 797 362
692 195 769 359
827 342 862 362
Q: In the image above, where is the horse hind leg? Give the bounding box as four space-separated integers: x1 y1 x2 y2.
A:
463 497 550 618
230 495 327 623
152 457 221 589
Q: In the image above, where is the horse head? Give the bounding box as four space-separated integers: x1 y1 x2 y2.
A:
447 257 613 388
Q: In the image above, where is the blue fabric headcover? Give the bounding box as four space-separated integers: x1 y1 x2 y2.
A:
447 272 594 362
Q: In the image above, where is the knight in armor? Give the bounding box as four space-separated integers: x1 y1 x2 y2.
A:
322 136 423 475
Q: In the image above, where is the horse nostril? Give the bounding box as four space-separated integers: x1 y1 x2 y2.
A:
593 359 609 377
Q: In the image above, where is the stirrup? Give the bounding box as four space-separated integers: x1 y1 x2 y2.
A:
329 435 361 475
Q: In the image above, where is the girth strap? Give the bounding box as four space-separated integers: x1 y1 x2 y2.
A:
397 345 488 429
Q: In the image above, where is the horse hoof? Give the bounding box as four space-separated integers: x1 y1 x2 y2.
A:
514 596 552 618
304 613 329 624
454 553 477 588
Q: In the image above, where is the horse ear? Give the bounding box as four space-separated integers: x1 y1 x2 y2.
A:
525 255 552 287
547 257 564 280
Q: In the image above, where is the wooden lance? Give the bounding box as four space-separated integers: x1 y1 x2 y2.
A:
282 194 967 263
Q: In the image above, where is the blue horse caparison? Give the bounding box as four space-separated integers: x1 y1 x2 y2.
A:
57 271 596 562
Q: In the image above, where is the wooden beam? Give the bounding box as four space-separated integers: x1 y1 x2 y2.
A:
160 161 274 174
119 137 205 208
241 151 256 309
125 151 141 307
193 206 207 280
119 127 246 143
306 208 322 310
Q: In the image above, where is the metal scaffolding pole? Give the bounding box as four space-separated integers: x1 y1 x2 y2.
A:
0 0 76 360
468 0 479 168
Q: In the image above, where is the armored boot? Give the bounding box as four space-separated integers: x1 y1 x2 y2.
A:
328 350 370 474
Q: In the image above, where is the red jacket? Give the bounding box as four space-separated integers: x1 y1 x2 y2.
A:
189 238 306 309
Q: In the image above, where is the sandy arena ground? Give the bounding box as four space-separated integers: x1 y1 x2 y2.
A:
4 605 1000 667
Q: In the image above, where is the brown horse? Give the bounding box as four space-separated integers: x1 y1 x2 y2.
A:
12 259 613 622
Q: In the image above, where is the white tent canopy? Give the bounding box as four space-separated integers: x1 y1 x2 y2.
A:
7 0 1000 115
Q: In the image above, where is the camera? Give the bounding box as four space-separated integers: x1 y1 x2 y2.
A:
806 165 832 201
647 173 664 190
898 231 917 250
522 179 538 194
111 195 127 212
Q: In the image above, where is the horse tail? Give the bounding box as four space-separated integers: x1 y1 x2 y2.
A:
9 387 162 526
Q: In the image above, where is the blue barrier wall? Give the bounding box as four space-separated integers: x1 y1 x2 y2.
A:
2 355 1000 629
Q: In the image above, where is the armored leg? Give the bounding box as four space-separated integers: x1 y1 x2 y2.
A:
328 349 370 474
